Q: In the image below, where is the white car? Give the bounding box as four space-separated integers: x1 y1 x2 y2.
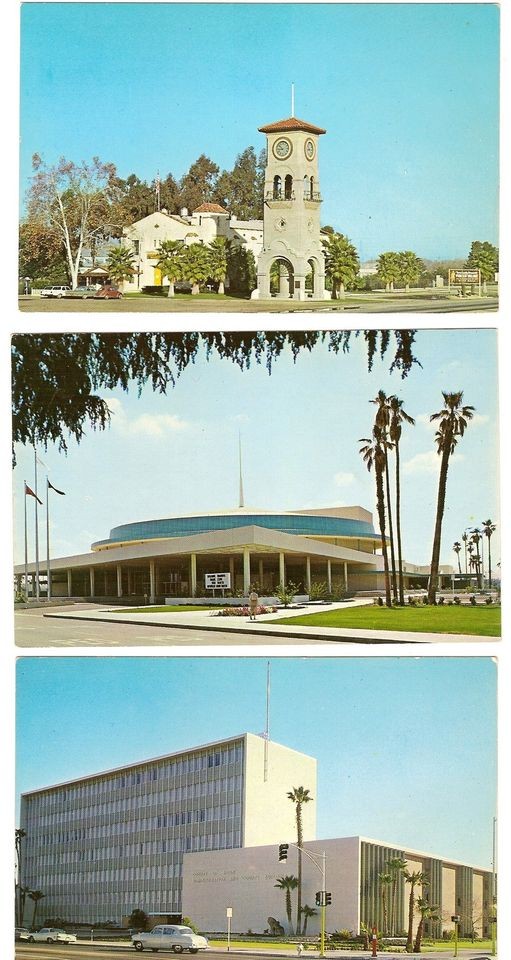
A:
40 285 71 298
132 924 208 953
28 927 78 943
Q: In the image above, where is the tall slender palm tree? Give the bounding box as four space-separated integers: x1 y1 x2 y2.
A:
274 875 298 933
386 857 407 935
287 786 313 934
453 541 462 575
470 529 483 588
28 890 45 930
378 872 392 935
427 392 475 602
15 828 27 926
461 532 469 574
300 905 317 936
370 391 398 601
413 899 440 953
482 519 496 589
360 427 393 607
389 395 415 604
156 239 184 297
404 871 429 952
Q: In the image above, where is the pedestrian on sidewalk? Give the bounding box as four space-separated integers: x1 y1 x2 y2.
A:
249 587 259 621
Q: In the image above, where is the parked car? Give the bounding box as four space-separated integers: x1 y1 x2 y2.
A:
95 285 123 299
15 927 30 941
66 286 98 299
132 924 208 953
28 927 78 943
40 285 71 298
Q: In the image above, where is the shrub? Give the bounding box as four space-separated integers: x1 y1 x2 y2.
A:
310 581 329 600
275 581 300 607
141 285 169 296
486 596 493 604
470 595 477 605
377 597 384 606
438 595 445 605
422 595 429 604
454 595 461 604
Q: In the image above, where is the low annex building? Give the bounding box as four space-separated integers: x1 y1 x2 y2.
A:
182 836 493 941
15 504 383 602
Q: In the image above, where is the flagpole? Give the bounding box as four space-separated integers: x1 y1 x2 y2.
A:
46 476 51 601
34 448 40 600
24 482 28 599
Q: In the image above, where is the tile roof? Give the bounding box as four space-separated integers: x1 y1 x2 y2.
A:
193 202 229 214
258 116 326 135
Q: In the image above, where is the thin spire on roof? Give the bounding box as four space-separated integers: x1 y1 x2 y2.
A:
238 431 244 508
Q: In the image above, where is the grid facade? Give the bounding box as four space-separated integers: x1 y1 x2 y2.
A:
21 738 245 925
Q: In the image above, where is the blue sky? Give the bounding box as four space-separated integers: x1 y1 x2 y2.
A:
19 3 499 259
16 656 497 867
12 329 500 572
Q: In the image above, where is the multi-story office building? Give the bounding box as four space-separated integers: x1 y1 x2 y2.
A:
20 734 316 925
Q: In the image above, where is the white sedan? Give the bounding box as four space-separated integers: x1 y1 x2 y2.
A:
132 925 208 953
28 927 78 943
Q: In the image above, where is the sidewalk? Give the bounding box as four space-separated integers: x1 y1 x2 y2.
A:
43 600 490 644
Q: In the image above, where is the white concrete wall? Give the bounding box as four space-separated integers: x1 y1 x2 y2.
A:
243 734 316 847
182 837 360 935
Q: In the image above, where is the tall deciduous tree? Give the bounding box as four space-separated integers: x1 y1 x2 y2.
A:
428 392 475 602
287 787 313 934
12 331 419 466
215 146 265 219
179 155 220 212
322 232 360 298
465 241 498 292
27 155 121 289
19 220 68 285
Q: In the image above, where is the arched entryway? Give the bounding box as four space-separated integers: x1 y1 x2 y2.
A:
269 257 295 299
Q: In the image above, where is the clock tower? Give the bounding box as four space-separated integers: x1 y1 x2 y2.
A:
256 115 327 301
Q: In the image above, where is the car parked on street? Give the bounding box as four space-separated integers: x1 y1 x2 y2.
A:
132 924 208 953
95 285 123 299
65 286 98 299
28 927 78 943
15 927 30 941
40 285 71 298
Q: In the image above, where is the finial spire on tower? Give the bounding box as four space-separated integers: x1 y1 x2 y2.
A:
238 431 244 508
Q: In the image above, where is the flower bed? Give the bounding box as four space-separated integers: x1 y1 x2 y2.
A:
214 605 278 617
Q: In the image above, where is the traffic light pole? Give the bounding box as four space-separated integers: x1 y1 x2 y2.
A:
320 850 326 959
278 842 327 958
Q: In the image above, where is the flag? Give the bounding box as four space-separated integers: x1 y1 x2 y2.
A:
48 479 66 496
25 483 43 505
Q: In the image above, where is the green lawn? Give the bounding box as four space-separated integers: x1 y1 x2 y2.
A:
110 604 220 614
207 938 494 953
270 604 500 636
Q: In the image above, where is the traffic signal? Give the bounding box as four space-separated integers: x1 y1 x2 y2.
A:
325 892 332 905
278 843 289 862
315 892 322 906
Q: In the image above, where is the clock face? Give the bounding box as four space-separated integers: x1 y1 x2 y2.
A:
273 137 292 160
305 138 315 160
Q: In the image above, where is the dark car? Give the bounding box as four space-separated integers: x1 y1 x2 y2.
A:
95 286 123 299
67 286 97 299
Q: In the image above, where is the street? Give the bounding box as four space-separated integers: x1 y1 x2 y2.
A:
14 946 495 960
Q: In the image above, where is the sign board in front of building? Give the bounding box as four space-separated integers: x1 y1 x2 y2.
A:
205 573 231 590
449 268 480 284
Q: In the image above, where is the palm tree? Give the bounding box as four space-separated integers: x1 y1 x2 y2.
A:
453 541 462 575
156 239 184 297
482 519 496 589
106 244 136 286
300 904 317 936
15 828 27 926
404 871 429 952
386 857 407 935
28 890 45 930
180 243 211 295
470 529 483 588
376 251 401 291
274 875 298 932
461 532 469 574
287 787 313 934
370 391 397 602
322 232 360 298
397 251 424 292
389 396 415 604
378 872 392 935
360 427 393 607
208 237 229 294
413 898 440 953
427 392 475 603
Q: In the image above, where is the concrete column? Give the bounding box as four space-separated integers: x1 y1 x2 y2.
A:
243 547 251 595
326 559 332 593
258 559 264 590
149 561 156 604
344 562 348 591
190 554 197 597
305 556 311 595
257 270 271 300
293 275 307 300
279 552 286 587
67 569 72 598
89 567 95 598
229 556 235 592
31 573 36 598
116 563 123 598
